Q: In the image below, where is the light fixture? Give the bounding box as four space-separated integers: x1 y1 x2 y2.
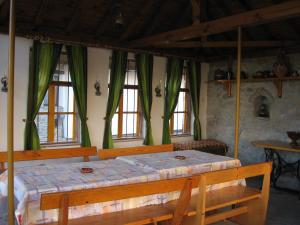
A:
155 80 162 97
115 12 124 26
94 81 101 96
1 75 8 92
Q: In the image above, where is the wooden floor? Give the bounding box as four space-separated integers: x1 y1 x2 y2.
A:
1 185 299 225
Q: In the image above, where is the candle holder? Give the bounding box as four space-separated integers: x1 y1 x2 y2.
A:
1 76 8 92
94 81 101 96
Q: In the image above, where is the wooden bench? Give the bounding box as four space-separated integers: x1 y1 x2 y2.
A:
39 162 271 225
0 146 97 171
98 144 174 160
166 162 272 225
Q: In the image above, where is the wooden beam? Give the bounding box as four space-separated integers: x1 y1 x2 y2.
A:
95 0 118 38
7 0 16 224
129 1 300 47
154 40 300 48
238 0 274 40
34 0 49 29
120 1 158 41
234 27 242 159
142 1 170 37
191 0 201 24
66 0 82 33
0 0 8 24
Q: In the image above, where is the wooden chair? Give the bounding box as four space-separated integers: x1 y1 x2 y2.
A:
165 162 272 225
98 144 174 160
40 176 193 225
0 146 97 171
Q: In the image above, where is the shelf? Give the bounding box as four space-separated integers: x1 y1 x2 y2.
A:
208 76 300 97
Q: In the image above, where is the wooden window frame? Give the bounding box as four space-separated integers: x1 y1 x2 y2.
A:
110 59 143 139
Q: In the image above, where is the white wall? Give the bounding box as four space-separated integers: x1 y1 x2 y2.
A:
0 34 32 151
0 34 199 151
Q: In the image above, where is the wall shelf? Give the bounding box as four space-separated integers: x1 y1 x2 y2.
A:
208 77 300 97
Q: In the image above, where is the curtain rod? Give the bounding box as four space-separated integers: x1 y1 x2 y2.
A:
21 33 203 62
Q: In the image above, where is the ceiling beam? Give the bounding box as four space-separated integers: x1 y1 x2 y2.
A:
141 1 170 37
129 0 300 48
119 1 158 41
0 0 8 24
154 40 300 48
95 0 118 38
66 0 83 34
191 0 201 24
212 0 254 41
34 0 49 29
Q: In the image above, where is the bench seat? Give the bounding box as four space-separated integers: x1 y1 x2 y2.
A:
44 185 261 225
165 185 261 215
45 204 173 225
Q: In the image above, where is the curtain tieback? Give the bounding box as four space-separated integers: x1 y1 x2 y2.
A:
23 119 35 123
81 117 88 122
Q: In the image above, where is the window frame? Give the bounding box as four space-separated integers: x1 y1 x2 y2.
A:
110 59 143 140
36 52 80 145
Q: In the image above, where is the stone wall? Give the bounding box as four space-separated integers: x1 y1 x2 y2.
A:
206 54 300 176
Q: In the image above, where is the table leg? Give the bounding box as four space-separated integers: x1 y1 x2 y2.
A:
264 148 281 188
264 148 300 198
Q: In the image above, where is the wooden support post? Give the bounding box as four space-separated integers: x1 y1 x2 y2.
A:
7 0 16 224
234 27 242 159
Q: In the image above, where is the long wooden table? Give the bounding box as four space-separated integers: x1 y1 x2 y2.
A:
252 140 300 197
0 150 243 225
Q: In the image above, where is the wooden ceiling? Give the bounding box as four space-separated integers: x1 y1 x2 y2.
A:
0 0 300 61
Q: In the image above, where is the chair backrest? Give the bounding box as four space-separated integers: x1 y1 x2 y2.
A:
0 146 97 171
98 144 174 160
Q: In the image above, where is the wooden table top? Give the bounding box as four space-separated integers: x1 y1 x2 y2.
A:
252 140 300 153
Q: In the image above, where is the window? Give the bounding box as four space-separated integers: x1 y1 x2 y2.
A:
110 59 143 139
170 68 191 135
36 51 80 144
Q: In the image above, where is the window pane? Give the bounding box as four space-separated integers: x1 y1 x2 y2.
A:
123 89 138 112
55 86 74 112
123 113 137 136
36 115 48 143
126 70 137 85
181 73 187 88
39 91 49 112
54 114 75 142
175 92 185 112
111 114 118 136
173 113 184 134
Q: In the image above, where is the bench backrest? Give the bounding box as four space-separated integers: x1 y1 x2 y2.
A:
0 146 97 171
40 162 271 210
98 144 174 160
186 162 272 225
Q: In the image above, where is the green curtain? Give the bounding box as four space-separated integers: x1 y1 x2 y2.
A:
135 53 154 145
66 45 91 147
187 60 202 140
162 58 184 144
103 50 128 149
24 41 62 150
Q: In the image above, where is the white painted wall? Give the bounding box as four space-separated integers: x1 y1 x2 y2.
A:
0 34 200 152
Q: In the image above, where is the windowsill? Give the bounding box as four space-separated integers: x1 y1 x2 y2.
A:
171 134 193 138
40 142 81 149
113 137 144 143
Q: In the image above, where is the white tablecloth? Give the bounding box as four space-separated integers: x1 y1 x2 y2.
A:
0 150 243 225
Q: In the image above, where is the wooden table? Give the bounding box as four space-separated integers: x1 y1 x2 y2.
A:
252 140 300 197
